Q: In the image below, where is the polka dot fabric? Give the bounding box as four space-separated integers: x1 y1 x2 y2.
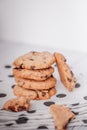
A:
0 42 87 130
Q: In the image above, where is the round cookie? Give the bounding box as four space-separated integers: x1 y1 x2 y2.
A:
3 97 30 112
13 51 55 70
13 85 37 100
14 76 57 90
13 85 56 100
13 67 54 81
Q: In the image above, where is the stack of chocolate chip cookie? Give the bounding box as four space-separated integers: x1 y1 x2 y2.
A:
13 51 57 100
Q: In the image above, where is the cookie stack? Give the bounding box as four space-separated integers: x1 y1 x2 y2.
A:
13 51 57 100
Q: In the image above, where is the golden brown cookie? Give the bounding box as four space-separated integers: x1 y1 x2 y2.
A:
54 52 76 91
13 67 54 81
14 76 56 90
13 85 37 100
3 97 30 112
50 104 75 130
13 85 56 100
13 51 55 70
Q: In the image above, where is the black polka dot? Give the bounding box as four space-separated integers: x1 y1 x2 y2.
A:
8 74 14 77
37 126 48 129
19 114 26 117
11 84 15 89
0 80 3 82
75 83 81 88
56 94 66 98
0 93 7 98
5 123 14 126
27 110 36 113
5 65 12 68
71 103 79 106
44 101 55 106
84 96 87 100
72 111 79 115
15 117 28 124
82 120 87 124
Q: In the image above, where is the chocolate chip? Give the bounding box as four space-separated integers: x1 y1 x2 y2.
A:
0 93 7 98
67 78 72 82
44 75 48 78
70 71 74 76
56 94 67 98
51 75 53 77
17 68 22 71
36 92 39 99
15 117 28 124
55 126 57 129
5 65 12 68
8 106 16 112
27 110 36 113
18 106 26 111
37 126 48 129
15 103 18 105
11 84 15 89
41 75 48 79
42 92 46 97
41 76 44 78
5 123 14 126
71 103 79 106
64 58 66 62
20 63 24 69
75 83 80 88
44 101 55 106
29 58 34 61
30 66 35 69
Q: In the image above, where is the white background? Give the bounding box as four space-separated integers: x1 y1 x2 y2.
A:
0 0 87 52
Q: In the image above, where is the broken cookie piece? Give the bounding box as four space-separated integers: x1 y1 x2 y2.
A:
3 97 30 112
54 52 77 91
50 104 75 130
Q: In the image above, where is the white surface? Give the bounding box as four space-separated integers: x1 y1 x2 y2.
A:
0 0 87 52
0 42 87 130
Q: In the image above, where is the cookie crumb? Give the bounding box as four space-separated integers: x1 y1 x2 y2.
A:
50 104 75 130
3 97 30 112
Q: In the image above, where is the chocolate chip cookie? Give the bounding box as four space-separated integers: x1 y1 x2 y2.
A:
14 76 56 90
54 52 76 91
13 85 56 100
13 51 55 70
13 67 54 81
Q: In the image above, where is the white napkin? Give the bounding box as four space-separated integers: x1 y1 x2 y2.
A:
0 42 87 130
